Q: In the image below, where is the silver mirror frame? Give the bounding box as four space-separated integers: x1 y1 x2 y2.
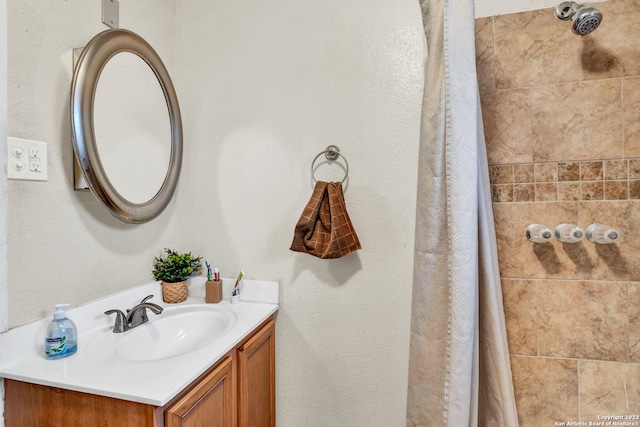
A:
71 29 182 224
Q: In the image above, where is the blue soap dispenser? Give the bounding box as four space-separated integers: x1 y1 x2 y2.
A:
44 304 77 360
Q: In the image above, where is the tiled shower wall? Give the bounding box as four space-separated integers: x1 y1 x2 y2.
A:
476 0 640 425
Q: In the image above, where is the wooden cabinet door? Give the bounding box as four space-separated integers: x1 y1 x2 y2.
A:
237 319 275 427
166 355 235 427
4 379 155 427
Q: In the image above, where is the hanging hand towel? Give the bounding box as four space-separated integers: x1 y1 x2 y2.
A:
290 181 361 259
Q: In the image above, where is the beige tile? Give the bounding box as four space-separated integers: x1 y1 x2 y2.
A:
531 80 623 162
491 184 513 203
514 183 535 202
534 163 557 182
580 361 640 421
581 161 604 180
581 39 625 80
558 162 580 181
630 283 640 362
579 201 640 281
605 180 628 200
502 280 537 355
624 77 640 157
493 202 580 279
535 183 557 201
510 356 578 427
581 181 603 200
475 17 495 92
493 9 582 89
489 165 513 184
538 280 627 361
514 164 534 183
630 159 640 178
481 89 533 165
630 180 640 199
581 0 640 80
558 182 580 201
604 159 628 180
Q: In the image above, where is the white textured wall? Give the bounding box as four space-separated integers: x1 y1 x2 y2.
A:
174 1 423 425
1 1 9 425
6 0 176 327
7 0 423 425
0 0 8 336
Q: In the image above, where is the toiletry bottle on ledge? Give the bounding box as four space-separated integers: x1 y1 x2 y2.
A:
44 304 77 360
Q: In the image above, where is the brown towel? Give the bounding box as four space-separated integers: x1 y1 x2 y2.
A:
290 181 361 259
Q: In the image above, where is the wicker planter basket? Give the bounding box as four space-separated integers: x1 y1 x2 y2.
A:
162 280 188 303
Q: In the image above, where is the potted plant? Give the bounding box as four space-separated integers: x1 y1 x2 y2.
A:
152 248 203 303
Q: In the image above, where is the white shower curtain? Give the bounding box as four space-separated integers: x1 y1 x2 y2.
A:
406 0 519 426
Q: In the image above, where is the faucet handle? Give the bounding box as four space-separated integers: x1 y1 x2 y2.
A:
104 309 127 333
135 295 158 324
139 294 154 304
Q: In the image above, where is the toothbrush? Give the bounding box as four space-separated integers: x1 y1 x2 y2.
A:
205 261 212 281
232 270 244 296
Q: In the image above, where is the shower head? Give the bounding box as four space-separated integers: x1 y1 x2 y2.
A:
554 1 602 36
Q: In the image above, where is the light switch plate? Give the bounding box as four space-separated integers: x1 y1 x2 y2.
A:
7 137 48 181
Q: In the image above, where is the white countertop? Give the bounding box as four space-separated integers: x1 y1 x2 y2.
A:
0 277 279 406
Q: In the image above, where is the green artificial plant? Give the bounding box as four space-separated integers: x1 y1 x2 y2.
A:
152 248 203 283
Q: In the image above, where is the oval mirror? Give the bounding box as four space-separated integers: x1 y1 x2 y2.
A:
71 29 182 224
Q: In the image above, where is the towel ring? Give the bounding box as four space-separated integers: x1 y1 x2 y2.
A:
311 145 349 184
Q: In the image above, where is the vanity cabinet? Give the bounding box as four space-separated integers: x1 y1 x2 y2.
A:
165 355 235 427
4 316 275 427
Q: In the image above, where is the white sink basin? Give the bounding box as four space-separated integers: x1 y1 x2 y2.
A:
86 305 236 363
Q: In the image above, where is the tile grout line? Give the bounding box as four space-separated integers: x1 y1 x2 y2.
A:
577 359 581 423
553 162 558 202
577 198 582 292
576 185 584 421
628 159 631 201
509 353 640 365
527 87 534 172
628 282 630 364
535 280 539 358
495 75 625 91
491 16 497 93
511 164 515 202
503 277 632 284
621 78 625 161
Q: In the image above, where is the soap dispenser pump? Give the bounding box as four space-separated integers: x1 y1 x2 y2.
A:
44 304 77 360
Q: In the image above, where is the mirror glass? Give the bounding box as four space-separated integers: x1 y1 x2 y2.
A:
94 52 171 204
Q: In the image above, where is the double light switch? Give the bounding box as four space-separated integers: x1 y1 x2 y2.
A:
7 137 48 181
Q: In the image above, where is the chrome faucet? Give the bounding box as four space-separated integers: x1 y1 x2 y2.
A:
105 295 163 333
